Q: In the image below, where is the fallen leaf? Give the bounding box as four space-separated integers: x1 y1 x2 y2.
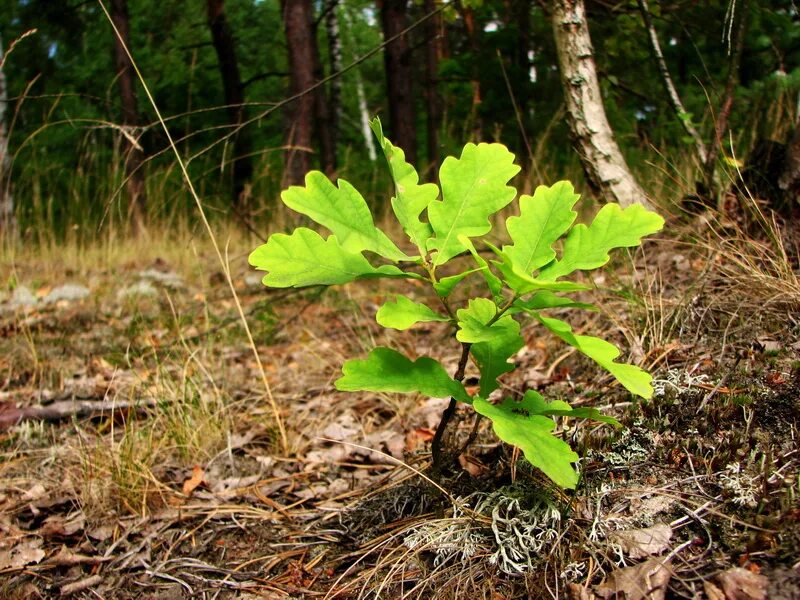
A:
46 545 110 567
567 583 597 600
611 523 672 559
705 581 726 600
716 567 768 600
0 537 46 570
182 465 205 497
594 558 672 600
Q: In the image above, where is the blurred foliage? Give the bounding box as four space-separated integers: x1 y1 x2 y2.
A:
0 0 798 236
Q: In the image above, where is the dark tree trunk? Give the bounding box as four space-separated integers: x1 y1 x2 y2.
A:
0 32 16 239
423 0 442 173
459 3 483 140
551 0 650 208
312 16 336 176
779 121 800 204
110 0 147 234
206 0 253 209
325 0 343 158
511 0 532 171
380 0 416 165
281 0 316 186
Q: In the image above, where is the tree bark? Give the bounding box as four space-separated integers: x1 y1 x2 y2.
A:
312 13 336 176
0 32 17 240
778 120 800 203
281 0 316 186
551 0 650 208
206 0 253 209
380 0 416 165
341 1 377 161
110 0 147 234
459 3 483 141
423 0 442 173
637 0 707 165
325 0 343 156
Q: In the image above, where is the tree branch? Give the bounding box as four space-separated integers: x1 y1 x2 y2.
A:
638 0 707 164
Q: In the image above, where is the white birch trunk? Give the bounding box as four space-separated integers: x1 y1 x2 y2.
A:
551 0 651 208
341 1 377 161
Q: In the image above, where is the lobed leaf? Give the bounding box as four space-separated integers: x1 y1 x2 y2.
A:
456 298 523 397
517 390 621 426
487 242 590 294
502 181 579 277
371 118 438 252
428 143 520 266
459 235 503 301
510 291 596 314
249 228 408 288
534 314 653 398
433 268 483 298
376 295 450 330
335 347 472 404
540 203 664 280
473 396 579 488
281 171 410 261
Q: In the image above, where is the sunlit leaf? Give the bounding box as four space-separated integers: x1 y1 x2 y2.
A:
249 228 408 288
474 396 580 488
540 203 664 280
376 295 450 330
456 298 523 397
281 171 410 261
335 347 472 404
371 118 438 252
534 314 653 398
502 181 579 276
428 143 520 265
518 390 621 426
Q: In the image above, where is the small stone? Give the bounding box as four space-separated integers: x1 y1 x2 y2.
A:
42 284 90 304
117 281 157 299
138 269 184 289
9 285 38 308
245 274 263 288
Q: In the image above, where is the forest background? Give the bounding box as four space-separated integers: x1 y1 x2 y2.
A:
0 0 798 240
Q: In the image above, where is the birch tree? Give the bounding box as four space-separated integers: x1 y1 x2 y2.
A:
551 0 651 208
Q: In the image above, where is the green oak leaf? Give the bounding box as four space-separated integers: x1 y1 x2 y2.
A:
518 390 620 426
510 291 596 314
433 268 483 297
486 242 590 294
249 228 408 288
502 181 579 276
533 314 653 398
456 298 523 397
428 143 520 266
459 235 503 301
371 118 438 252
540 203 664 280
473 396 580 488
376 295 450 330
281 171 410 261
335 347 472 404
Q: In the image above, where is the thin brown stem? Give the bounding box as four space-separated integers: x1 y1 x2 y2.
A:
431 341 472 473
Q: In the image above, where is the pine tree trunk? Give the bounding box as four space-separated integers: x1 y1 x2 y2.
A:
282 0 316 186
206 0 253 209
551 0 650 208
0 32 16 240
424 0 442 173
460 4 483 141
312 14 336 176
380 0 416 165
779 120 800 203
110 0 148 233
325 0 343 154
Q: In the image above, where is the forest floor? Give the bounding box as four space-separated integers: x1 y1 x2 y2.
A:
1 213 799 599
